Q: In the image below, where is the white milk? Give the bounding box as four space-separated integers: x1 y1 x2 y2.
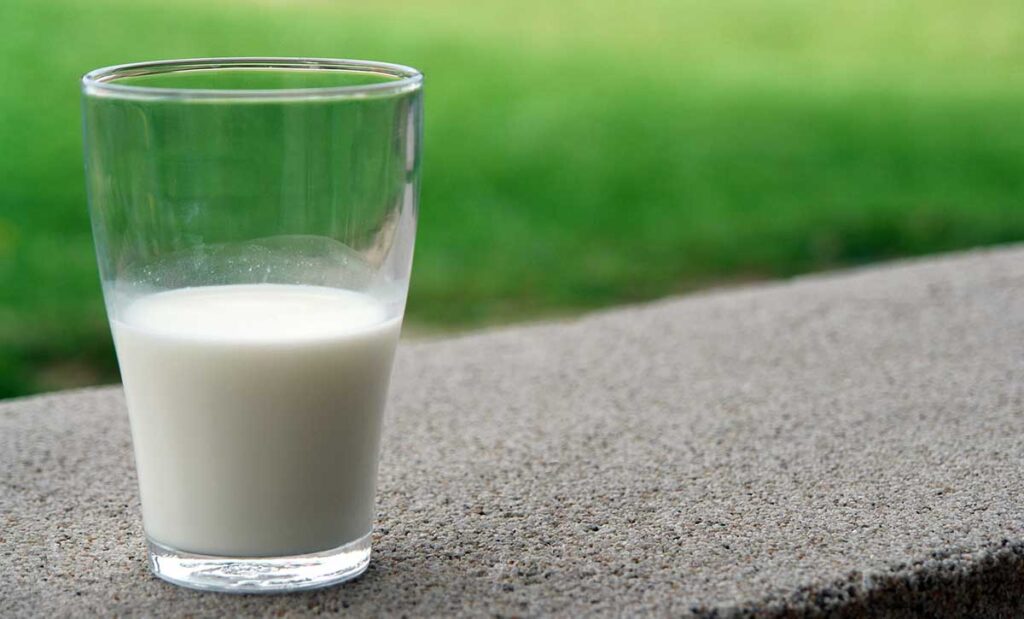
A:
112 284 401 557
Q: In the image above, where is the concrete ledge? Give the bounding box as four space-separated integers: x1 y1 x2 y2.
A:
3 246 1024 617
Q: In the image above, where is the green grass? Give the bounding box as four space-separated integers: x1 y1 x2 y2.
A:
2 0 1024 397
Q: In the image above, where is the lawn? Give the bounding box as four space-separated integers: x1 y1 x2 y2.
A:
2 0 1024 397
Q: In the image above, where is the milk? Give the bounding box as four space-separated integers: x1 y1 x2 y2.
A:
112 284 401 557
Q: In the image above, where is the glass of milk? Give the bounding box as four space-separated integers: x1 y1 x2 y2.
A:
81 58 422 593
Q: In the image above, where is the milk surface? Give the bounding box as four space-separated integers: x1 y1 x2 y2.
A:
112 284 401 557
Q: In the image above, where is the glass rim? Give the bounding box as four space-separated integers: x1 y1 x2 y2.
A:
82 57 423 101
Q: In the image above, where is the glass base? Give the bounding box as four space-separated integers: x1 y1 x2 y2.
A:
147 532 371 593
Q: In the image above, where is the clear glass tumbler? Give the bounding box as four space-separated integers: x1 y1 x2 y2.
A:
81 58 422 593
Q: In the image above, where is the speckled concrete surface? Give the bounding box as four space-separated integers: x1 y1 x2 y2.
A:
3 246 1024 617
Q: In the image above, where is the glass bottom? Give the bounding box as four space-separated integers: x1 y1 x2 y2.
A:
147 532 371 593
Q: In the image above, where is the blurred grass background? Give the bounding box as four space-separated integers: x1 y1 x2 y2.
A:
1 0 1023 397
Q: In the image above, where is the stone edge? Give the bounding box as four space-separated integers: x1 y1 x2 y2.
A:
700 540 1024 618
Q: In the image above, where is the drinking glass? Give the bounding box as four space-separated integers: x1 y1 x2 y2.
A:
81 58 422 593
